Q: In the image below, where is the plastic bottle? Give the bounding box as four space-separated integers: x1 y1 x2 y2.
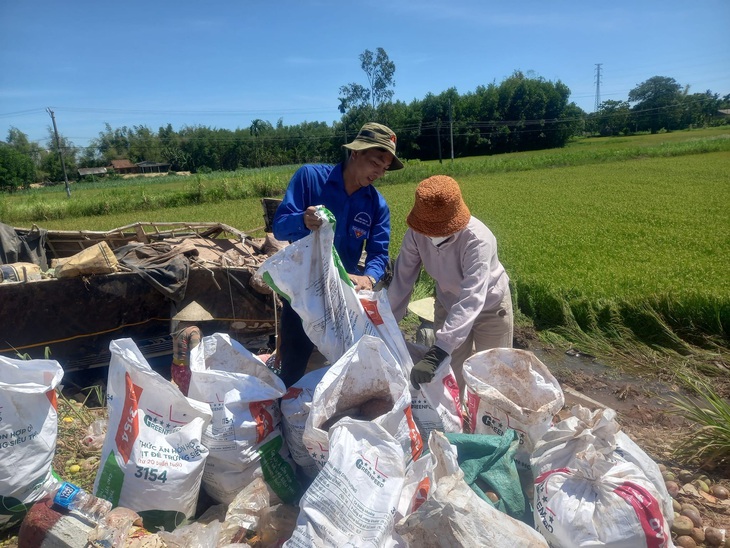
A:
53 481 113 523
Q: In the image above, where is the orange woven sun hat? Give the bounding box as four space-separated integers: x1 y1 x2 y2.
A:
406 175 470 237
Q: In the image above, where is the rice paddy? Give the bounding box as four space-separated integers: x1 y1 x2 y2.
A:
2 127 728 384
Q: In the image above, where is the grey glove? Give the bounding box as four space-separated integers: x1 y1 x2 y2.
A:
410 345 449 390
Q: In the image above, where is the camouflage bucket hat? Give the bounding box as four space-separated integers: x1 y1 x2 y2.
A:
343 122 404 170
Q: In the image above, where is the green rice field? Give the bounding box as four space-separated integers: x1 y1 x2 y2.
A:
2 127 728 382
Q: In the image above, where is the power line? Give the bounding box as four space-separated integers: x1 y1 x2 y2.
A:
0 108 47 119
9 94 723 152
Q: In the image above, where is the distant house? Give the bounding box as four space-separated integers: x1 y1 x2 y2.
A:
78 167 108 178
136 160 170 174
107 159 170 175
109 159 137 174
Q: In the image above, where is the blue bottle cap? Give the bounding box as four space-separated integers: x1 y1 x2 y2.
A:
53 481 81 509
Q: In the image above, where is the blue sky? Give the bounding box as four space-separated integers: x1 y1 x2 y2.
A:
1 0 728 150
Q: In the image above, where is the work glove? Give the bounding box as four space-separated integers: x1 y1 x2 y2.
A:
410 345 449 390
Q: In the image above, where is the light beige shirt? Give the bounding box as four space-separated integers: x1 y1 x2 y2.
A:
388 216 509 355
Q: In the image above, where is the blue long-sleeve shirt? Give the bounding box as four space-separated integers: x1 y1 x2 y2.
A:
272 163 391 282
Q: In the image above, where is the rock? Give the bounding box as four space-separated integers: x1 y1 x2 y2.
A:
692 479 710 493
662 471 676 482
690 527 705 544
680 506 702 528
704 527 725 547
671 515 695 537
678 470 695 483
675 536 697 548
680 503 701 515
485 491 500 504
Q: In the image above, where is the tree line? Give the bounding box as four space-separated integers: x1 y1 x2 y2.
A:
1 49 728 191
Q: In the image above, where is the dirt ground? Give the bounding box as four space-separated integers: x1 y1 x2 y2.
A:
510 324 730 533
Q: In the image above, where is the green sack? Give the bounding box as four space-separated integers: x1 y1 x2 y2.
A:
445 429 533 525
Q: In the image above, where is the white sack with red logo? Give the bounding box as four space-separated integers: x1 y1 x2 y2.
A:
285 418 407 548
396 452 433 522
395 430 548 547
463 348 564 470
258 207 377 365
94 338 212 532
257 207 461 443
533 447 672 548
280 366 330 479
187 333 301 505
303 335 423 471
359 291 463 440
394 429 461 522
0 355 63 532
531 405 674 526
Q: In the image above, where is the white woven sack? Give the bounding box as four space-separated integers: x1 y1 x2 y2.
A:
360 291 463 440
463 348 564 470
94 338 212 532
0 355 63 531
395 429 463 522
280 366 330 479
303 335 423 471
533 448 672 548
531 405 674 525
404 341 463 441
188 333 300 505
258 206 376 364
286 419 406 548
396 430 549 547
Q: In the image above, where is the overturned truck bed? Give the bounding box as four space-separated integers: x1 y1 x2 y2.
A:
0 222 279 372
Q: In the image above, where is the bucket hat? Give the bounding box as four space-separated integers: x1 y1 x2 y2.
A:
407 175 471 237
172 300 214 322
343 122 404 170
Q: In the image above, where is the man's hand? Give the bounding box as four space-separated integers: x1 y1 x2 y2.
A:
348 274 374 291
303 206 323 231
410 345 449 389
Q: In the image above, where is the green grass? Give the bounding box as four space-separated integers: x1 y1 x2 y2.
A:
2 127 728 386
667 372 730 470
3 126 728 226
380 150 730 382
0 169 295 225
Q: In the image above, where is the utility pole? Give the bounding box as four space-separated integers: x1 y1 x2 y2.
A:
343 124 349 163
436 118 443 164
448 99 454 162
594 63 603 113
46 107 72 197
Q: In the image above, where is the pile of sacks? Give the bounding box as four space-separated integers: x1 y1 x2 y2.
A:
2 207 675 547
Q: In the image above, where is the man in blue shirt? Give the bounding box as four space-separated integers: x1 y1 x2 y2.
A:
272 122 404 387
